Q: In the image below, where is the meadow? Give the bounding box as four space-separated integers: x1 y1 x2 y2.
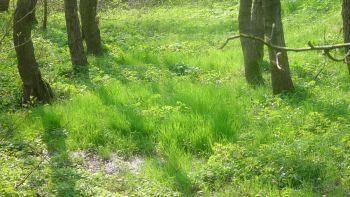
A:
1 0 350 196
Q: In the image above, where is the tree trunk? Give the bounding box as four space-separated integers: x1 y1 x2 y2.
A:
251 0 265 73
263 0 294 94
342 0 350 74
13 0 53 104
64 0 88 72
42 0 48 30
80 0 102 55
0 0 10 12
238 0 264 86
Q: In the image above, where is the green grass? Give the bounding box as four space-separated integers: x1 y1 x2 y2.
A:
1 1 350 196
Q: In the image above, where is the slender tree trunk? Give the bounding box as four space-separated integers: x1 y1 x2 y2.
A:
342 0 350 74
64 0 88 72
42 0 48 30
79 0 102 55
13 0 53 104
263 0 294 94
0 0 10 11
238 0 264 86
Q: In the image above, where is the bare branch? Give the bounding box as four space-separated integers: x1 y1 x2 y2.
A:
0 16 13 46
323 50 350 62
0 3 37 48
220 33 350 53
0 38 32 52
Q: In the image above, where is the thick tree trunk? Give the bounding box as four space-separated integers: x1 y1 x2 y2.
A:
42 0 48 30
342 0 350 74
80 0 102 55
263 0 294 94
238 0 264 86
13 0 53 104
0 0 9 11
64 0 88 72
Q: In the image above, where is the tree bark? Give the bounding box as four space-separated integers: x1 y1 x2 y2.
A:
42 0 48 30
0 0 10 12
263 0 294 94
80 0 102 55
238 0 264 86
13 0 53 104
251 0 265 71
342 0 350 74
64 0 88 72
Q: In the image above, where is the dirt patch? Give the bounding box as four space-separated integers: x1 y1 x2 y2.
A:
70 151 144 175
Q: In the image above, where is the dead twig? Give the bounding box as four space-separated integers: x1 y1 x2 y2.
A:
15 155 46 189
314 55 328 80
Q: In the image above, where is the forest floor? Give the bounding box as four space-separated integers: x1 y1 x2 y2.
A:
1 1 350 196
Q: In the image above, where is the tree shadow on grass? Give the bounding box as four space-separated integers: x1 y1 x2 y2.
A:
280 86 349 121
73 67 94 88
40 109 78 196
95 86 155 155
169 90 243 143
92 51 153 84
161 156 195 196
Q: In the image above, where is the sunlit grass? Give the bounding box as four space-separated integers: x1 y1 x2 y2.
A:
1 1 350 196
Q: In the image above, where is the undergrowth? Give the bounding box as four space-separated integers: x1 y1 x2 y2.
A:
0 1 349 196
